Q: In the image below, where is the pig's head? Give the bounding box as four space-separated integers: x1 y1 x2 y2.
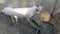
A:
36 6 43 14
30 1 43 14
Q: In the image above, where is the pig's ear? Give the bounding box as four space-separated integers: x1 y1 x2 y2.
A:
29 1 36 7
